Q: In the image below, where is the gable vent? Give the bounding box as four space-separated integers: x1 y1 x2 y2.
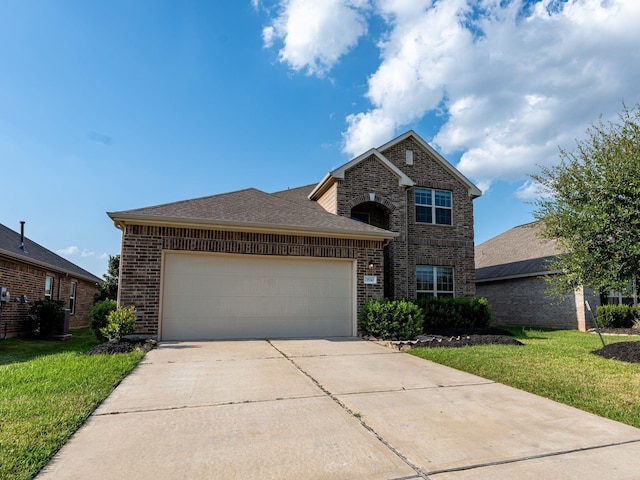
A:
405 150 414 165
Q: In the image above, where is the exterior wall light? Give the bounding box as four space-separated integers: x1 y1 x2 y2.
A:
367 260 375 270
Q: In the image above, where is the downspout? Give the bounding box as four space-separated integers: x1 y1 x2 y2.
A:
406 186 410 298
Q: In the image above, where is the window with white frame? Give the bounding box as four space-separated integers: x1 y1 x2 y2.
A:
69 281 77 314
45 276 54 299
416 266 454 297
415 188 452 225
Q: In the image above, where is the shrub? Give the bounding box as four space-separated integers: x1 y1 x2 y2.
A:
413 296 492 330
359 299 424 339
89 299 117 341
28 299 66 337
100 306 137 343
596 304 640 328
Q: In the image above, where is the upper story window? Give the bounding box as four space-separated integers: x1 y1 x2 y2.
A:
69 281 77 314
416 266 454 298
44 276 54 299
415 188 452 225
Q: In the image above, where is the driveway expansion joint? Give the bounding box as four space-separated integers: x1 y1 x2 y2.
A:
423 438 640 476
266 340 431 480
94 394 325 416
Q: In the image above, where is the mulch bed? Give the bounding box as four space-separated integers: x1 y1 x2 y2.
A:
382 327 640 363
85 338 157 356
593 342 640 364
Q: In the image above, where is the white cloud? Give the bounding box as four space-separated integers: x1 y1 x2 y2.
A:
261 0 372 75
80 249 96 258
57 246 79 256
261 0 640 187
98 252 109 260
514 179 547 199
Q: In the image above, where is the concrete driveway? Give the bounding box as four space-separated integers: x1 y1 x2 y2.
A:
39 339 640 479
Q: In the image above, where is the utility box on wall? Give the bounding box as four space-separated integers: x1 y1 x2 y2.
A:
0 287 10 303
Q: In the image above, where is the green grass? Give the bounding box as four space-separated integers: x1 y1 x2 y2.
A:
0 328 145 480
410 328 640 428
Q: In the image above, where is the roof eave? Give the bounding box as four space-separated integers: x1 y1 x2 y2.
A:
476 270 559 283
0 248 101 283
108 212 399 241
308 173 334 200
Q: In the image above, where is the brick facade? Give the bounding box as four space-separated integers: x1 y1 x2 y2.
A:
119 225 385 336
335 137 476 299
0 256 97 338
477 276 600 331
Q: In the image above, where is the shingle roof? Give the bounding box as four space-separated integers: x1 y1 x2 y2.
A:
271 184 322 209
0 223 101 282
108 188 396 239
475 221 563 282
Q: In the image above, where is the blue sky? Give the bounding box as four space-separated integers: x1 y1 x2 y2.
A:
1 0 639 277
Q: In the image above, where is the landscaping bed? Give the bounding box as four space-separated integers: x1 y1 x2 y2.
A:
380 326 640 364
85 338 157 356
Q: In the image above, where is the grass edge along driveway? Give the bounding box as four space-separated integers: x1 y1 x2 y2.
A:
0 328 144 480
411 328 640 429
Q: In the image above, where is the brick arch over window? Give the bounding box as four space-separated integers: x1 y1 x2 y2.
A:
346 193 396 213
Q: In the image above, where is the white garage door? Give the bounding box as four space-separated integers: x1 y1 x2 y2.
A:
160 252 356 340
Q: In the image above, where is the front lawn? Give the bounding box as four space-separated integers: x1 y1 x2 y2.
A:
0 328 145 480
410 328 640 428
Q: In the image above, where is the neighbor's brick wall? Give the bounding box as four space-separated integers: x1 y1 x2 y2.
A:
336 137 477 300
477 275 601 331
119 225 386 336
0 255 96 337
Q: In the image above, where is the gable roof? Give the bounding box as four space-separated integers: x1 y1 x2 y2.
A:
108 188 397 240
309 130 482 201
379 130 482 198
475 221 563 282
0 223 101 283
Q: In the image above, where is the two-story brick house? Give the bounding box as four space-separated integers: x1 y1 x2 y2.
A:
108 130 481 340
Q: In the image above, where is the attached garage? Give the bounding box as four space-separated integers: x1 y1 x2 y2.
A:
109 188 395 340
160 252 356 340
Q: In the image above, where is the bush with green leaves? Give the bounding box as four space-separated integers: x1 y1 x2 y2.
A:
100 306 137 343
413 296 492 330
596 304 640 328
28 299 66 337
89 299 117 341
358 299 424 339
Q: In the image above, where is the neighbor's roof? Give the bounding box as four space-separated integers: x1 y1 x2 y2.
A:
0 223 101 283
475 221 563 282
108 188 397 240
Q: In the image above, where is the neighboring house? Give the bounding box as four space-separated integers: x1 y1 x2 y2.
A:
0 222 101 338
475 221 599 331
108 130 482 341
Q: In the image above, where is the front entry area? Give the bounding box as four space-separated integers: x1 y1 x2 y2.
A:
160 252 356 340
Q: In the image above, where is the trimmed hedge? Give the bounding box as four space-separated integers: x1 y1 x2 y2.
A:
28 299 66 337
413 296 492 330
359 297 492 338
358 299 424 339
596 304 640 328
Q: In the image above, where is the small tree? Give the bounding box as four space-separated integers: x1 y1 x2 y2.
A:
95 254 119 303
531 103 640 296
100 306 137 343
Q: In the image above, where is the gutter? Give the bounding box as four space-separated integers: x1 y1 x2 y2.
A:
475 270 559 283
108 213 399 242
0 248 101 284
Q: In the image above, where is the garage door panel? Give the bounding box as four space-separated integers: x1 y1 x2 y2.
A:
161 253 354 340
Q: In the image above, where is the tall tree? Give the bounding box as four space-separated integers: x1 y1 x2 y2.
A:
94 254 120 303
531 103 640 296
